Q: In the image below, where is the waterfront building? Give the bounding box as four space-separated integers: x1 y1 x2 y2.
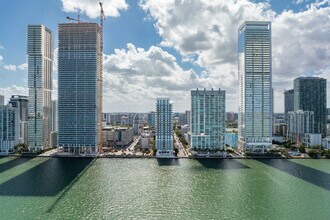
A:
190 89 226 154
287 110 314 144
156 98 173 157
238 21 272 153
294 77 327 137
27 24 53 151
284 89 294 123
58 22 102 154
304 133 322 147
51 100 57 132
0 104 20 154
147 111 156 128
9 95 29 144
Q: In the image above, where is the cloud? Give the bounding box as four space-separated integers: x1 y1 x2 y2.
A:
0 85 28 103
61 0 128 18
4 64 17 71
3 62 28 71
103 43 213 112
0 55 3 62
140 0 330 112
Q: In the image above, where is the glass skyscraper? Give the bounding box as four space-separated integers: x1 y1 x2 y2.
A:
238 21 272 153
156 98 173 157
294 77 327 137
27 24 53 151
190 89 226 153
58 23 102 154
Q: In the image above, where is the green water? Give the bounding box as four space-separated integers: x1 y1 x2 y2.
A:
0 157 329 220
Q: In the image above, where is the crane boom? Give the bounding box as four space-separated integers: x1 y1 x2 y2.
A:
66 16 80 22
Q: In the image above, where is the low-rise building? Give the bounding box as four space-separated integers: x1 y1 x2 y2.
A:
140 132 150 149
304 133 322 147
102 126 134 148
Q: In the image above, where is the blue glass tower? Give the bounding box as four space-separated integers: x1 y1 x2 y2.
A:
58 23 102 154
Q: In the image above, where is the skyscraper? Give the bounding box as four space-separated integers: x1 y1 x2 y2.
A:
284 89 294 123
58 22 102 154
9 95 29 144
190 89 226 154
27 24 53 151
238 21 272 153
294 77 327 137
156 98 173 157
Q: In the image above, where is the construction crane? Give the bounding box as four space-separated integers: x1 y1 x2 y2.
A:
99 2 105 153
66 16 81 23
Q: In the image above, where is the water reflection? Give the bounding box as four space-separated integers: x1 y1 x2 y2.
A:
257 159 330 191
0 157 93 196
196 159 250 169
157 158 180 166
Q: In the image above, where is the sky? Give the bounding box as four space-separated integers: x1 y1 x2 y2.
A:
0 0 329 113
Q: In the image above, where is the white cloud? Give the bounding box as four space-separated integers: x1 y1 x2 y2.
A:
4 64 17 71
0 55 3 62
61 0 128 18
17 63 27 71
3 62 28 71
0 85 28 103
103 43 212 112
140 0 330 112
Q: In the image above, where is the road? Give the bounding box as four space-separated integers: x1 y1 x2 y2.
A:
173 132 188 158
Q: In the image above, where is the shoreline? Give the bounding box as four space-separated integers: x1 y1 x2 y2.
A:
0 154 325 160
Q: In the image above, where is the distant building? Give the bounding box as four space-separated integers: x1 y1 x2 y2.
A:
287 110 314 144
284 89 294 123
327 108 330 136
27 24 53 151
9 95 29 144
225 133 238 148
156 98 173 157
140 132 150 149
226 112 235 123
0 105 20 154
294 77 327 137
185 110 191 127
178 112 187 126
51 100 57 132
102 126 133 148
58 22 102 154
190 89 226 153
0 95 4 106
147 111 156 127
304 133 322 147
238 21 272 153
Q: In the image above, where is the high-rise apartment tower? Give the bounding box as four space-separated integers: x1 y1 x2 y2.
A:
238 21 272 152
27 24 53 151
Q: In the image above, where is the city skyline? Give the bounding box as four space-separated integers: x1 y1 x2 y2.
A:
0 0 329 113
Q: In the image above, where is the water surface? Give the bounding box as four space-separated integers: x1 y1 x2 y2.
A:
0 157 329 219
